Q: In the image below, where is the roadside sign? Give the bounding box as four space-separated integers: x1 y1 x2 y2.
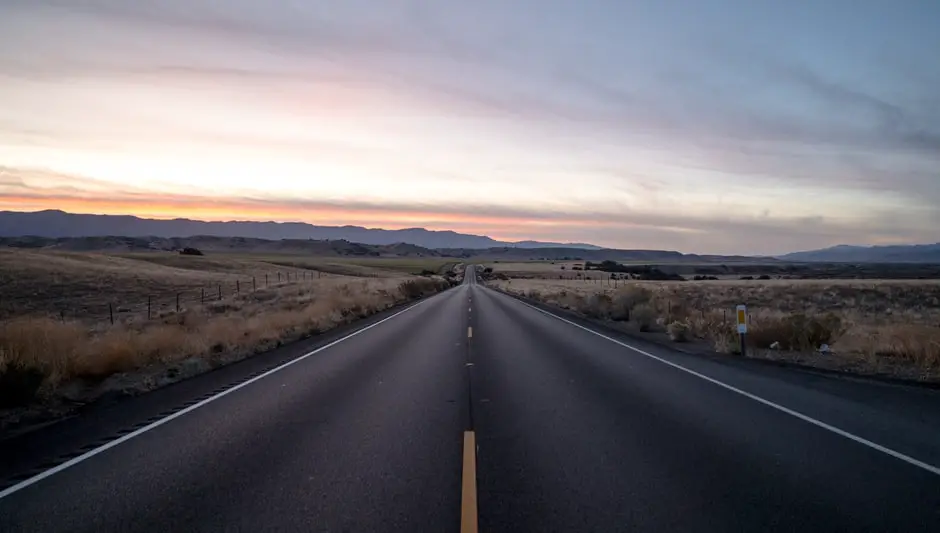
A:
736 305 747 334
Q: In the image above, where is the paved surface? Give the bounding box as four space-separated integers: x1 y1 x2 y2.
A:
2 270 939 531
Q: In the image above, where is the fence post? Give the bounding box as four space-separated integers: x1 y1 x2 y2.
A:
147 295 151 320
201 288 205 304
60 309 65 322
236 280 240 294
265 274 269 287
253 276 257 291
109 303 114 325
176 293 180 313
278 272 281 282
218 285 222 300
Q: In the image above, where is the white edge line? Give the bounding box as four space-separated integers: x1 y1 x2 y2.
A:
507 293 940 477
0 296 435 500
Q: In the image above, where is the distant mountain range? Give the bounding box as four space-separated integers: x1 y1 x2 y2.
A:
0 211 770 263
0 210 600 250
0 235 770 264
780 243 940 263
5 210 934 264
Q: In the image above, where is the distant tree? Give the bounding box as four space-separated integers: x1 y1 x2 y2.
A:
179 247 204 256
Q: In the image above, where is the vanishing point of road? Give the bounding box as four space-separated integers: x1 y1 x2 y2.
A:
1 269 939 531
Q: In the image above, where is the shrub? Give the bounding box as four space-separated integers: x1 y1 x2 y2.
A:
634 268 685 281
0 363 45 407
0 317 80 389
667 321 691 342
398 278 447 299
874 326 940 368
748 313 845 351
713 330 742 355
583 293 612 319
611 285 653 321
179 247 204 256
666 321 692 342
632 304 656 332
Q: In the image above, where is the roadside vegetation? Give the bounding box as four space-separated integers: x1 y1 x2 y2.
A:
488 278 940 382
0 249 456 419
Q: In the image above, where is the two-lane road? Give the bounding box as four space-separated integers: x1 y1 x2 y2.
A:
2 269 939 531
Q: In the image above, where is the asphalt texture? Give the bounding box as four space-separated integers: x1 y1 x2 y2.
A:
1 270 939 532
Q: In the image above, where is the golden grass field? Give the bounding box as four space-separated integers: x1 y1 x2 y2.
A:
490 278 940 381
256 255 459 277
0 250 456 320
0 249 456 415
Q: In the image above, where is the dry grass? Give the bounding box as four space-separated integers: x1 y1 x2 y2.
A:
491 278 940 381
0 249 458 322
0 249 455 411
0 249 348 321
246 255 457 277
0 276 451 409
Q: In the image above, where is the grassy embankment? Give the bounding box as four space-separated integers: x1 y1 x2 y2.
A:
0 249 456 413
489 276 940 382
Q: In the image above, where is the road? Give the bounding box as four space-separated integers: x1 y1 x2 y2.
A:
1 269 939 531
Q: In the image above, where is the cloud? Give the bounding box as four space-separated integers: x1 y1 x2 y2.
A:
1 1 939 254
2 166 936 255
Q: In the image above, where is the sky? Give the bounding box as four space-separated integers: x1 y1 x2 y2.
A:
0 0 938 254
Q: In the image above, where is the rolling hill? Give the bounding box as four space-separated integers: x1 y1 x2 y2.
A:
780 243 940 263
0 210 599 250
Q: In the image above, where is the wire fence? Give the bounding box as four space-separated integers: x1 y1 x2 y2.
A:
0 269 378 326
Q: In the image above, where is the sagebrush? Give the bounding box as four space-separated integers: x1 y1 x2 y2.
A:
495 278 940 380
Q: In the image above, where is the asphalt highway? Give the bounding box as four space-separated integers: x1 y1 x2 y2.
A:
1 269 939 532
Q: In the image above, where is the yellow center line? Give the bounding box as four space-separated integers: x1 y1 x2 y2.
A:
461 431 479 533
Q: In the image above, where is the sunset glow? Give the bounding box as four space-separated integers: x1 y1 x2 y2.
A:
1 1 938 253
